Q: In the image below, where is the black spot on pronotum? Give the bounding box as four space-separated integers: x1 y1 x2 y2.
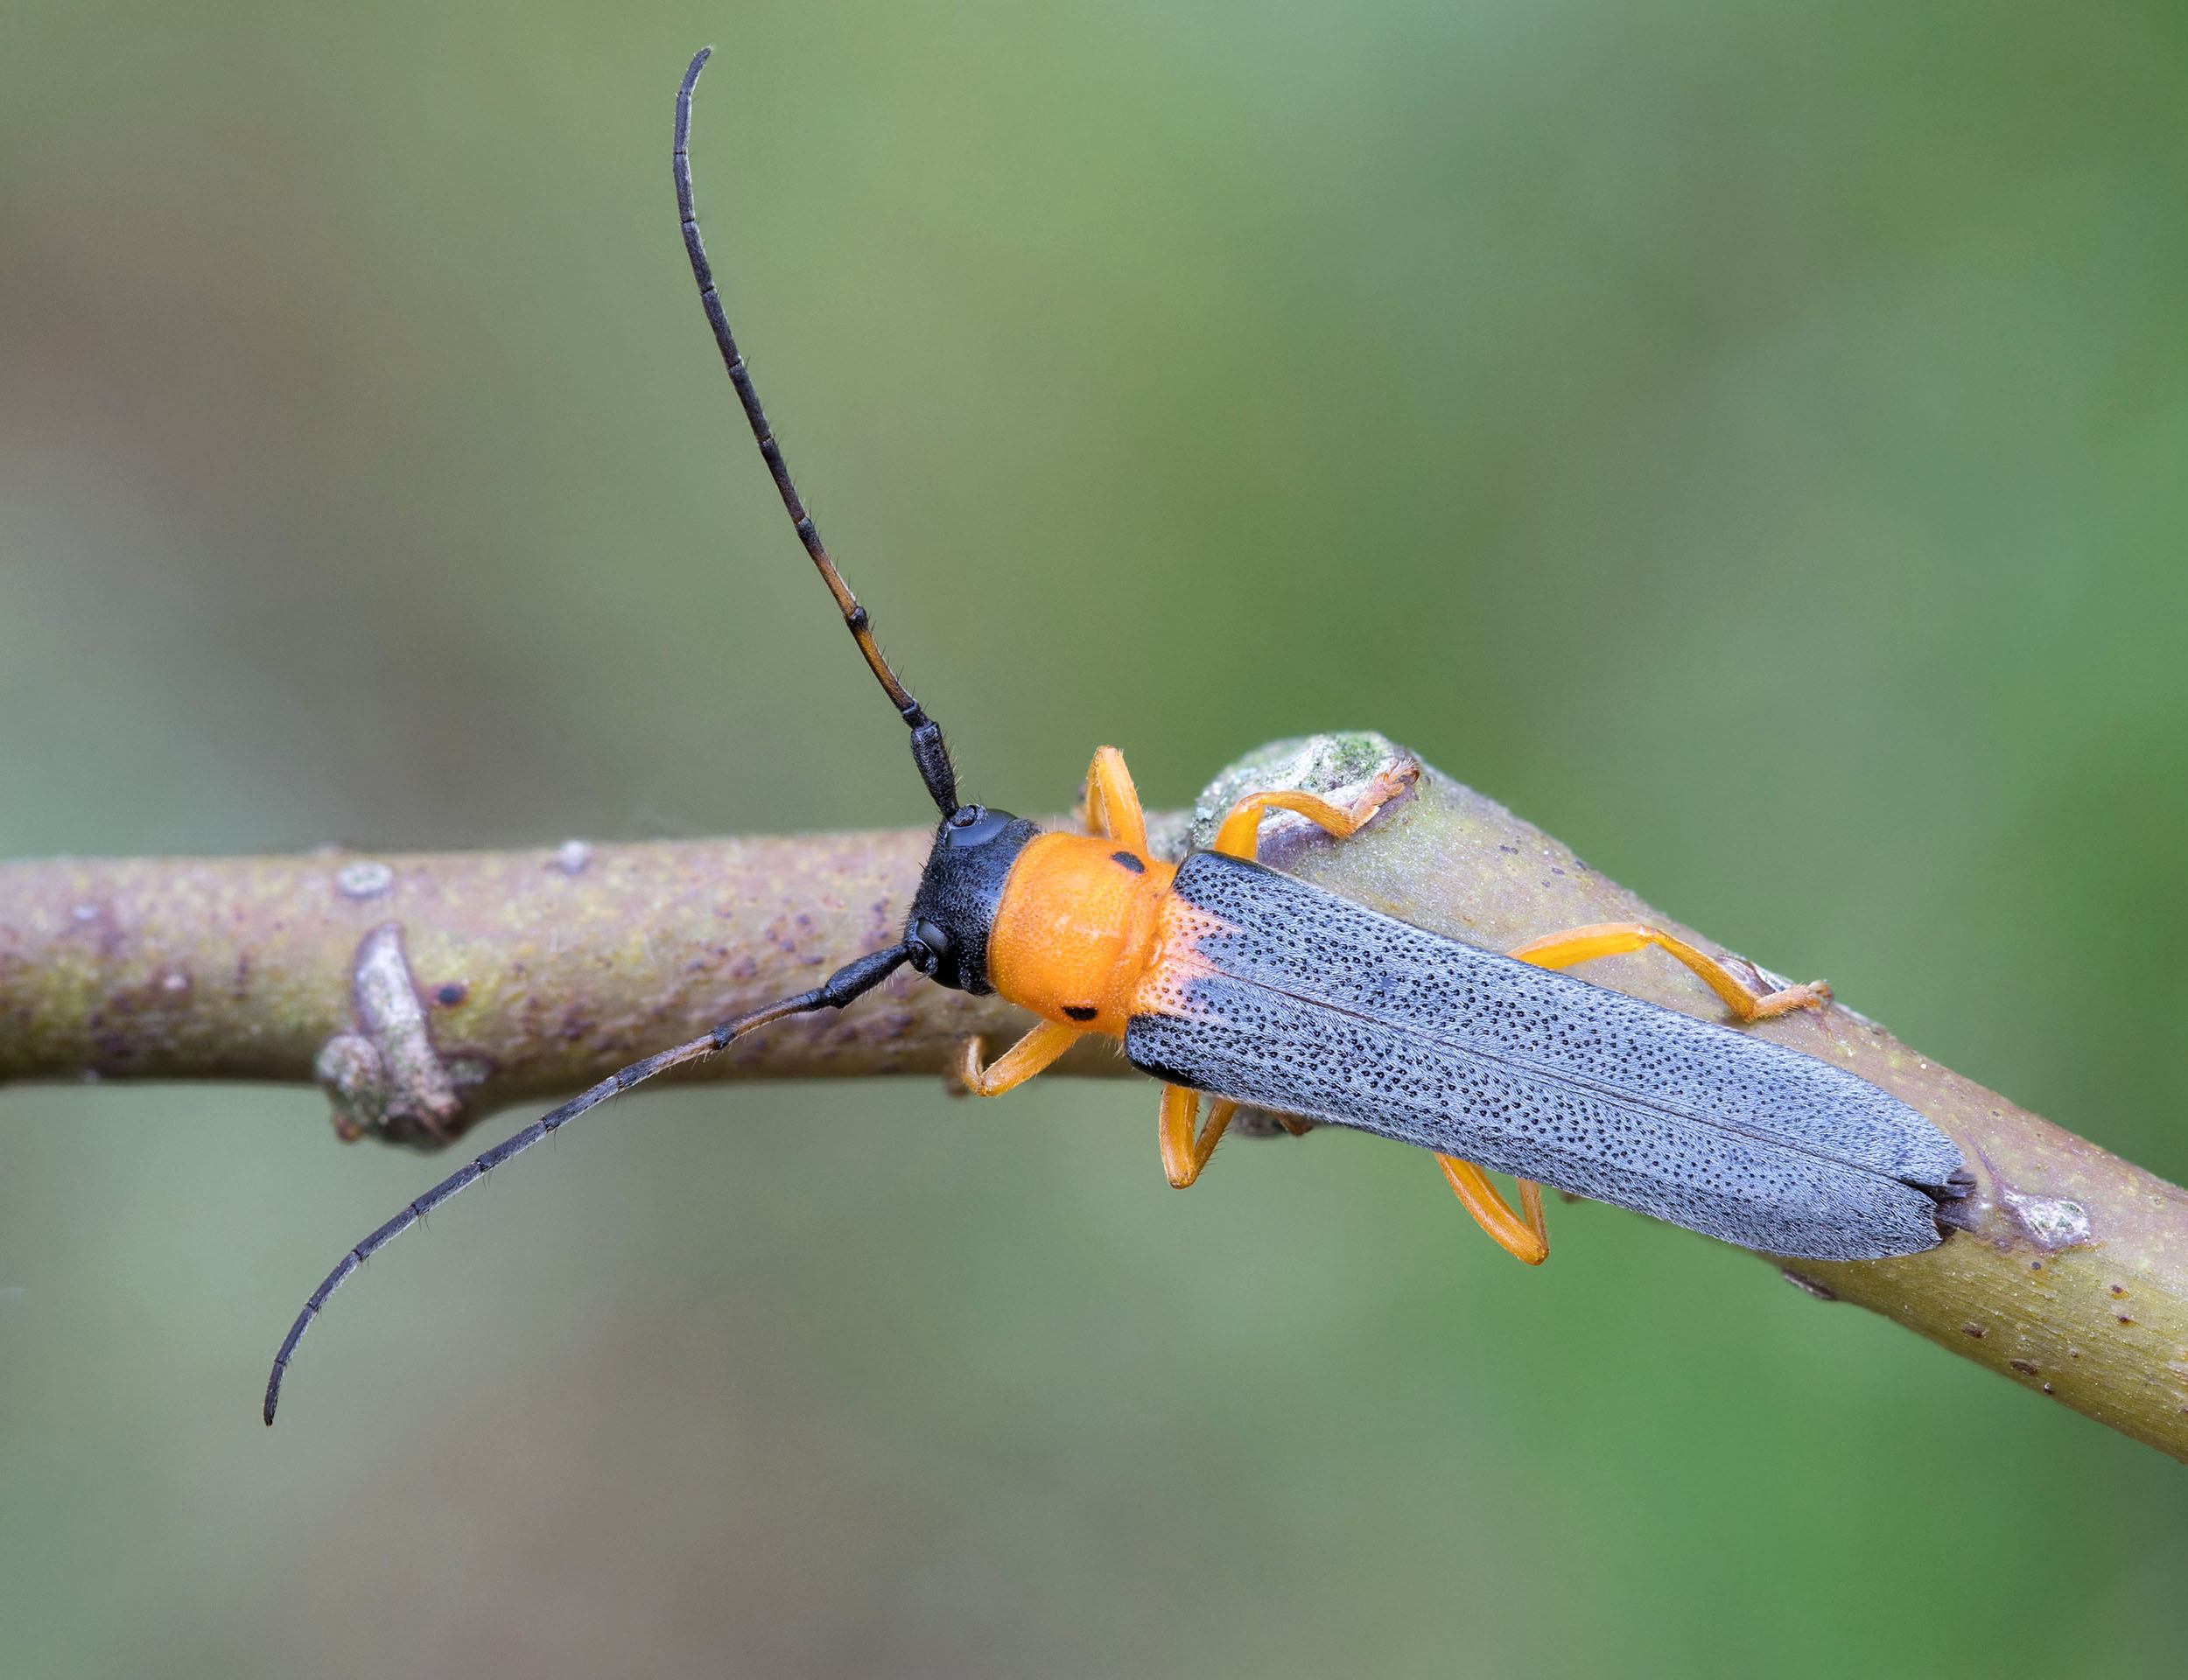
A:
1063 1005 1098 1022
1111 850 1146 874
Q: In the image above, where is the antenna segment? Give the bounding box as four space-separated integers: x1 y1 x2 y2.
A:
674 46 961 816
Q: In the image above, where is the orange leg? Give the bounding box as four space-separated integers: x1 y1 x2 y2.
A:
1206 766 1548 1252
1433 921 1828 1260
1209 766 1415 861
1159 1085 1239 1188
958 1020 1083 1097
1082 746 1149 856
1436 1156 1549 1265
1504 921 1831 1023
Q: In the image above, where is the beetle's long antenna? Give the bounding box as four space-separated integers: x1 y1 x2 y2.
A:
263 940 915 1424
675 47 960 817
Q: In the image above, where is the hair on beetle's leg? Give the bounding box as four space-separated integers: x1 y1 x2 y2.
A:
1159 1086 1238 1188
1209 766 1415 861
1436 1155 1551 1265
1505 923 1829 1022
957 1020 1083 1096
1518 1177 1547 1243
1081 746 1150 856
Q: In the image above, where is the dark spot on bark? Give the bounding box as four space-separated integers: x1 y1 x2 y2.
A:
1961 1323 1986 1339
2116 1313 2135 1326
2109 1283 2127 1296
2009 1359 2038 1376
1498 845 1518 854
1063 1005 1098 1022
1110 850 1146 874
435 982 467 1007
2030 1260 2044 1271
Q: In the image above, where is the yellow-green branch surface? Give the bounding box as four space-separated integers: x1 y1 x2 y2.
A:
3 738 2184 1460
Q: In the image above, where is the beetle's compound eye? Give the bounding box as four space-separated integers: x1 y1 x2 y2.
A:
908 920 951 974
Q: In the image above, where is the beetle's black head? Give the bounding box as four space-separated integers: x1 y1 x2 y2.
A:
903 804 1040 995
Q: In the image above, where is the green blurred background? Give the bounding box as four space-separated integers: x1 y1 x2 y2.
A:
4 1 2185 1673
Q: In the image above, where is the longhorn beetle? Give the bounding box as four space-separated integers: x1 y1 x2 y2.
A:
263 46 1972 1425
